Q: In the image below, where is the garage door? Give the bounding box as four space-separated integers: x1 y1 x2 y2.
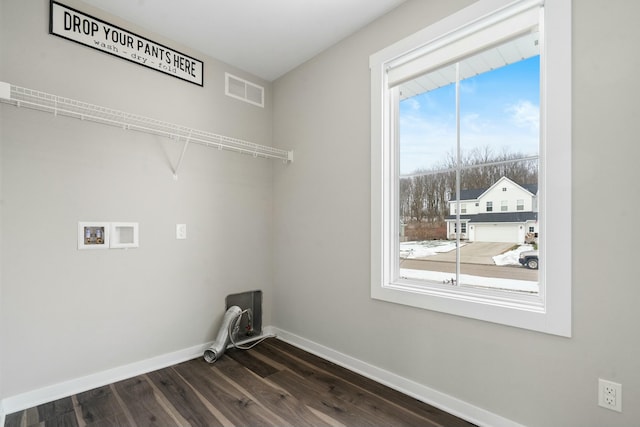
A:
473 224 520 243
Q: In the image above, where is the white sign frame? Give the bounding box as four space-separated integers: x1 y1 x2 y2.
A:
50 1 204 86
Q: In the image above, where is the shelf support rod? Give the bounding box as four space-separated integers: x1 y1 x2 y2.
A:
172 131 192 180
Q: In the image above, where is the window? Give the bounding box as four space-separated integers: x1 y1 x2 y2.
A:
370 0 571 336
501 201 509 212
454 222 467 234
461 203 467 214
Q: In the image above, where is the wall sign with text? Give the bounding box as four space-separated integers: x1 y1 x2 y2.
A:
49 1 204 86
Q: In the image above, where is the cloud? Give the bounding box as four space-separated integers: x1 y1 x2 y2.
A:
399 113 456 174
461 112 486 133
507 100 539 132
398 95 540 174
406 98 421 110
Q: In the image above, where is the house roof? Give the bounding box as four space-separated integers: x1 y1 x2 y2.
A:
452 188 486 201
449 178 538 202
445 212 538 223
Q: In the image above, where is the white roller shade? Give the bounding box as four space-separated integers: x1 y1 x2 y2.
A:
387 0 543 90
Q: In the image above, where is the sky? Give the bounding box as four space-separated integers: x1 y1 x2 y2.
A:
399 55 540 175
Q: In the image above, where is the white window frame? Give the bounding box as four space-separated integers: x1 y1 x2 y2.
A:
370 0 571 336
455 221 467 234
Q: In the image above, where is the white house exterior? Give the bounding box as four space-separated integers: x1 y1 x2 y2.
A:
445 177 538 243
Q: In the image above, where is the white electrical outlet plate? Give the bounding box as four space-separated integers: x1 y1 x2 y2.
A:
176 224 187 240
598 378 622 412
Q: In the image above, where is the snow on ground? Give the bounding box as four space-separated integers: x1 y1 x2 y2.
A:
400 268 539 293
400 240 461 259
492 244 535 266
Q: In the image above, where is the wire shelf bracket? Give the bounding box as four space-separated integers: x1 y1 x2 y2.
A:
0 82 294 178
172 131 192 180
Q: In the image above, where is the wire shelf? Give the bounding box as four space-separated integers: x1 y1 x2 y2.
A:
0 82 293 166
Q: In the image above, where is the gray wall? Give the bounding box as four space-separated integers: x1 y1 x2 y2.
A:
272 0 640 426
3 0 640 426
0 0 276 397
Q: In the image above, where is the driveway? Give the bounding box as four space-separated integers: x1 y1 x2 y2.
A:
426 242 514 265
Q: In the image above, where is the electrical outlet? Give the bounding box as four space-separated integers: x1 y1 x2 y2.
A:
598 379 622 412
176 224 187 240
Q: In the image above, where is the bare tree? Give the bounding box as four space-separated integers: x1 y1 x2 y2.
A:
400 146 538 225
411 174 429 222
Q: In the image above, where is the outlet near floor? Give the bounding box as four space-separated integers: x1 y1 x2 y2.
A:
598 378 622 412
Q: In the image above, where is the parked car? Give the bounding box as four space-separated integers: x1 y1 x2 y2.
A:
519 250 539 269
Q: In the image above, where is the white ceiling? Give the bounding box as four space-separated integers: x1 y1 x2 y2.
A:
81 0 406 82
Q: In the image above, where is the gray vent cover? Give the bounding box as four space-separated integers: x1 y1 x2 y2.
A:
225 73 264 107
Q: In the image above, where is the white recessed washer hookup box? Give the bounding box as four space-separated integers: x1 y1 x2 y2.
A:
110 222 139 249
78 222 110 250
78 222 139 250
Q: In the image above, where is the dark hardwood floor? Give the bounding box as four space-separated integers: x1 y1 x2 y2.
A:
5 338 475 427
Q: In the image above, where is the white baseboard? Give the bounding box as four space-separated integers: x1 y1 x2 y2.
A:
0 330 280 418
0 341 212 416
271 327 527 427
1 327 525 427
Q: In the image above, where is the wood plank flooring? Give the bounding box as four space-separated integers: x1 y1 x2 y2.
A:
4 338 476 427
